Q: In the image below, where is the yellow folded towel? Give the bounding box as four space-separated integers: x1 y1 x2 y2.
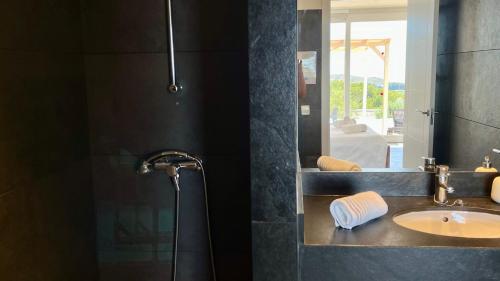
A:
341 124 367 134
317 156 361 171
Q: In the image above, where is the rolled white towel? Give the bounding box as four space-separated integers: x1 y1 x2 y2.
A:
341 123 367 134
329 191 388 229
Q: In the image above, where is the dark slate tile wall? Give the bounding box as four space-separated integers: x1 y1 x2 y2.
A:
301 170 499 197
298 10 322 168
0 0 98 280
434 0 500 169
249 0 298 280
81 0 251 280
301 246 500 281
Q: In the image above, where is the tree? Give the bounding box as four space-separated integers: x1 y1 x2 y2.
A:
330 80 405 120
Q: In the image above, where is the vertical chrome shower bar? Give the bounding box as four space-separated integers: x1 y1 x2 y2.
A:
166 0 181 94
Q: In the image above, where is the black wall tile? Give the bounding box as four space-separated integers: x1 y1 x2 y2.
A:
448 117 500 170
81 0 246 53
450 0 500 53
83 0 251 279
91 154 252 281
301 246 500 281
0 188 37 281
99 261 170 281
436 0 500 170
302 171 433 196
252 222 298 281
249 0 297 222
436 0 458 55
28 162 98 280
91 155 210 253
297 10 322 168
301 170 497 197
0 50 46 193
172 0 247 52
248 0 299 280
433 53 455 163
0 0 83 52
85 52 247 157
0 51 90 192
0 59 97 277
81 0 166 53
203 155 251 253
451 50 500 129
438 0 500 54
0 1 97 279
175 251 211 280
298 108 321 167
3 0 253 280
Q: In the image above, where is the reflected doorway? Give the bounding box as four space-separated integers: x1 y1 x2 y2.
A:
330 14 407 168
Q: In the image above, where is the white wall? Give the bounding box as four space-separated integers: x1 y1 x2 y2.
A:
298 0 322 10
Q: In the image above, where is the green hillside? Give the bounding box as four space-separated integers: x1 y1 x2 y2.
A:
330 80 405 119
331 74 406 90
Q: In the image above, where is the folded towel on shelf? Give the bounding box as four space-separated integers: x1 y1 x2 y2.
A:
333 118 356 128
329 191 388 229
317 156 361 171
341 123 367 134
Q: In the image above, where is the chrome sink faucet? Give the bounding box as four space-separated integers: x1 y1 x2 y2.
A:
434 165 455 205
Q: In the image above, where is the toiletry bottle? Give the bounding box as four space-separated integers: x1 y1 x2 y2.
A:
475 156 498 172
492 177 500 203
492 149 500 203
422 157 436 172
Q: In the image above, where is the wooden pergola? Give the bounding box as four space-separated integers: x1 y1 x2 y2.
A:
331 38 391 120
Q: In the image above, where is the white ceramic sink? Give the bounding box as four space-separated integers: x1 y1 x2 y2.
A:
393 208 500 239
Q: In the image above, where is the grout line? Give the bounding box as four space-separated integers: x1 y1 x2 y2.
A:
0 48 244 55
438 47 500 56
452 115 500 130
83 49 244 55
89 152 244 158
0 48 83 54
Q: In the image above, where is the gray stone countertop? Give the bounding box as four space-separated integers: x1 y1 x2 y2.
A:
304 195 500 248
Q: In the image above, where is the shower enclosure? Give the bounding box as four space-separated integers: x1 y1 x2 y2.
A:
0 0 251 280
137 150 217 281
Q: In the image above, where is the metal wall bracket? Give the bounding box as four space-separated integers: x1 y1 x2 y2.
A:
166 0 182 94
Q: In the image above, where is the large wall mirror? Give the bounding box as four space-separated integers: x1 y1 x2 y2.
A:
297 0 500 172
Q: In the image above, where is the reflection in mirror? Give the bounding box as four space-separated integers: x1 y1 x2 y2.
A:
297 0 500 172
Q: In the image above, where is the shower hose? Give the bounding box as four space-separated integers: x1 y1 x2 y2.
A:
170 162 217 281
